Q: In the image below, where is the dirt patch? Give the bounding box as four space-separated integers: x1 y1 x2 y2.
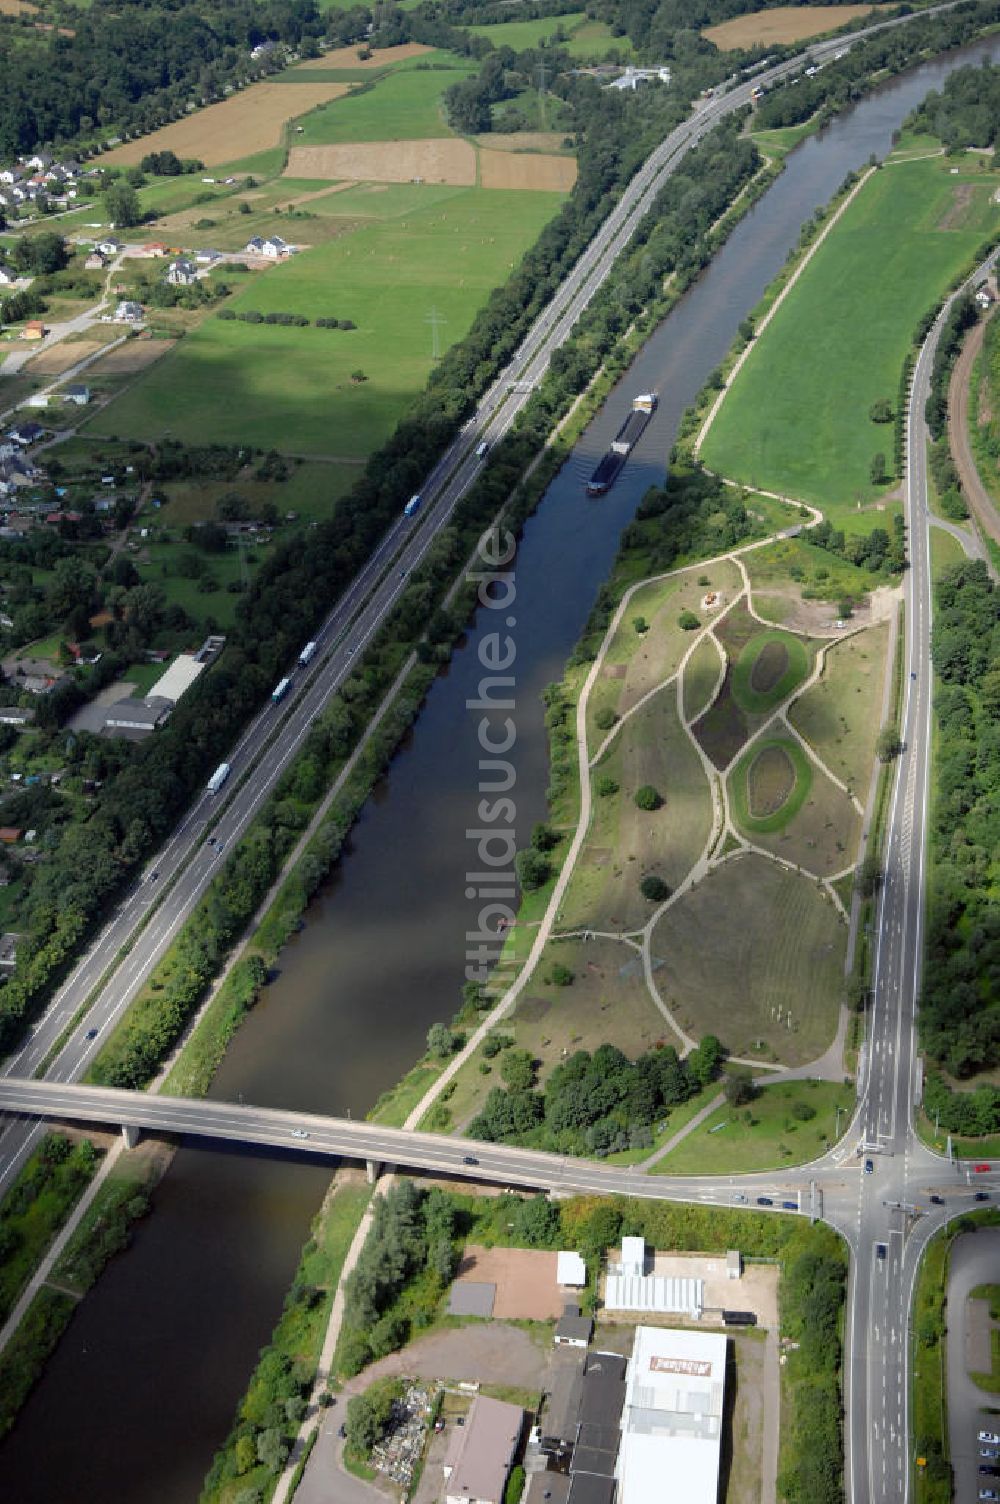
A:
749 639 789 695
87 339 177 375
703 4 883 49
476 132 571 153
479 150 577 192
605 663 627 679
693 666 749 769
27 340 106 376
454 1245 564 1320
293 42 433 71
747 743 795 818
0 0 36 12
937 182 976 232
287 138 476 185
102 81 349 167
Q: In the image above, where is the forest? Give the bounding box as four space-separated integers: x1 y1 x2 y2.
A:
922 561 1000 1110
908 59 1000 150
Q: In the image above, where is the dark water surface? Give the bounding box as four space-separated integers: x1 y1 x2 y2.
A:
4 38 999 1501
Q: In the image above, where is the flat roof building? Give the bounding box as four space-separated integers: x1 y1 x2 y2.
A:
443 1395 523 1504
558 1251 587 1287
617 1326 727 1504
603 1274 703 1318
147 653 206 704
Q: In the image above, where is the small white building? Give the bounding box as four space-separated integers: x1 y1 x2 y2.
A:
726 1250 741 1281
114 299 144 324
621 1236 647 1278
165 257 198 286
557 1251 587 1287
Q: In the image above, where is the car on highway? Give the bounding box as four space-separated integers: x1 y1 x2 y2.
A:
982 1466 1000 1478
148 870 159 882
910 670 917 680
85 1028 99 1039
979 1490 999 1501
982 1447 1000 1459
974 1162 992 1172
290 1129 309 1140
930 1194 944 1205
782 1200 797 1210
982 1432 1000 1446
732 1193 748 1203
756 1196 773 1206
876 1243 887 1261
462 1155 479 1165
864 1158 874 1174
974 1191 991 1202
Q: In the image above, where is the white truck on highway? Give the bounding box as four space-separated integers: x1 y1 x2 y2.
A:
298 640 318 667
206 762 231 795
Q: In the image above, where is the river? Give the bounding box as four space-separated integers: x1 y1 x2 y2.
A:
3 36 998 1502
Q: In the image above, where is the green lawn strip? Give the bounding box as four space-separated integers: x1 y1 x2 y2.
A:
915 1111 1000 1160
464 13 585 49
972 1283 1000 1318
971 1327 1000 1394
562 19 635 59
0 1288 77 1440
84 187 564 456
929 526 968 580
912 1227 952 1504
682 634 724 720
200 1178 372 1503
369 1062 444 1128
0 1134 100 1326
730 627 810 714
293 60 476 145
749 121 819 157
652 1079 855 1174
788 622 889 795
51 1150 160 1294
701 153 1000 523
729 735 813 835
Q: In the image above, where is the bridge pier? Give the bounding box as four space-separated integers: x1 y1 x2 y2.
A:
122 1123 141 1149
366 1159 380 1185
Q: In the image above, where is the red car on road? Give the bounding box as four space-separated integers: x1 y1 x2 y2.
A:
974 1163 992 1173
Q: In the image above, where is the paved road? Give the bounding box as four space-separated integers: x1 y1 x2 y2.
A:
946 1228 1000 1502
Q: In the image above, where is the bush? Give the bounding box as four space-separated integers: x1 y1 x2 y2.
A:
595 774 619 797
678 610 700 631
594 707 618 731
634 784 663 811
515 847 551 890
548 962 574 987
869 398 893 423
640 875 669 902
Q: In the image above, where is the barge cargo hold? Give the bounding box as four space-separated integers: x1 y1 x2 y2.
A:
586 393 657 495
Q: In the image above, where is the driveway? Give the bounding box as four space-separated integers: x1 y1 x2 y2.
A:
295 1323 551 1504
946 1226 1000 1502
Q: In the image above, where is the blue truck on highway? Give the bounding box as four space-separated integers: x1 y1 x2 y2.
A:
404 493 422 517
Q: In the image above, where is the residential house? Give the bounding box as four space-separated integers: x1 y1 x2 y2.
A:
24 152 52 172
442 1396 523 1504
244 236 266 255
0 828 23 845
165 257 198 286
975 283 994 310
97 237 123 257
84 251 107 271
140 241 169 258
261 234 289 258
20 320 45 341
64 384 90 406
9 421 44 446
0 167 22 185
250 38 277 59
0 265 17 286
115 300 144 323
0 707 35 729
195 247 222 265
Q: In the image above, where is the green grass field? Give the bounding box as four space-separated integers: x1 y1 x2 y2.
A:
729 735 813 834
652 1078 855 1173
465 13 585 49
930 525 969 579
294 62 475 145
731 627 810 714
789 622 889 792
83 186 564 456
701 154 1000 523
650 852 845 1065
683 635 724 721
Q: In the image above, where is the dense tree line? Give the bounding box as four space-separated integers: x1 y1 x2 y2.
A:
925 292 978 441
0 0 325 157
922 561 1000 1094
908 59 1000 150
468 1037 724 1154
755 1 1000 132
808 514 906 575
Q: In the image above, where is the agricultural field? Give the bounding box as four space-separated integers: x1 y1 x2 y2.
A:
464 12 585 50
649 852 846 1065
562 691 713 932
291 60 475 145
82 185 565 456
700 153 1000 522
703 3 885 50
789 622 890 792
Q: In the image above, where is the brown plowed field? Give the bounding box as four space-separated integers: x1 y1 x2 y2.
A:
704 4 884 49
27 340 105 376
287 138 476 185
479 150 577 191
102 81 349 167
88 339 177 375
292 42 433 71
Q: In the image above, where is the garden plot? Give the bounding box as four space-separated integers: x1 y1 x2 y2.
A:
789 622 889 793
650 852 844 1065
565 693 712 931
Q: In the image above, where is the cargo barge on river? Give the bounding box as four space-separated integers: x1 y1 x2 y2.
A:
586 392 657 496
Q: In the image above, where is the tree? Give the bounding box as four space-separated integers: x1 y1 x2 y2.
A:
426 1022 459 1059
870 451 888 485
548 962 574 986
595 775 619 797
633 615 649 634
531 822 558 852
512 1194 560 1247
724 1070 757 1106
640 874 669 902
500 1048 535 1090
234 1434 256 1475
869 398 893 423
678 610 700 630
594 707 617 731
634 785 663 811
104 181 142 228
688 1034 724 1087
345 1385 395 1455
856 854 883 898
515 847 550 890
876 726 903 761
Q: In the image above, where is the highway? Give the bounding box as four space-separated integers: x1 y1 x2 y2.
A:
0 23 904 1194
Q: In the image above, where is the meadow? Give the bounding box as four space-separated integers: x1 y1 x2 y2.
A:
292 60 475 145
84 185 565 455
701 154 1000 522
653 1079 856 1174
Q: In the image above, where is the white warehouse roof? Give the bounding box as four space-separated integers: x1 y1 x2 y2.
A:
617 1325 727 1504
557 1251 587 1286
604 1275 703 1318
147 654 205 705
621 1236 646 1277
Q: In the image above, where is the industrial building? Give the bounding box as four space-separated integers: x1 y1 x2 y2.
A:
443 1395 523 1504
603 1237 704 1318
618 1326 727 1504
